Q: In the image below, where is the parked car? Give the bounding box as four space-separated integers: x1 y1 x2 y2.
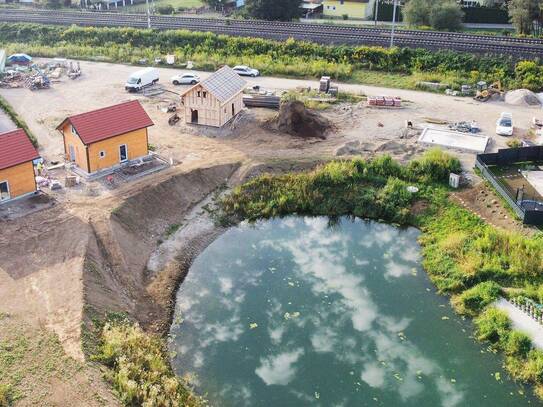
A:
171 72 200 85
233 65 260 77
125 67 159 92
496 112 513 136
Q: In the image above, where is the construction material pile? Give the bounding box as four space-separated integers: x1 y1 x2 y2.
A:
367 96 402 107
272 100 331 139
505 89 541 107
0 59 81 90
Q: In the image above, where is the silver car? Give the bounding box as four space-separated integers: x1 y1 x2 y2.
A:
233 65 260 77
171 72 200 85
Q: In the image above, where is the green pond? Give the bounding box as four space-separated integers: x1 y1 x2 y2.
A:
170 217 536 406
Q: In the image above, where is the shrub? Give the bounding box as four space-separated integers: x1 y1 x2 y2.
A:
95 321 203 407
156 4 175 15
407 148 461 182
474 307 510 344
429 1 464 31
504 331 532 357
0 384 12 407
452 281 501 316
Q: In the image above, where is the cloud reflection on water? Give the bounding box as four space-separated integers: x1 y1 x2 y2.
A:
172 217 465 406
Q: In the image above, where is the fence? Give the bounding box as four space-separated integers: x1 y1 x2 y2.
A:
476 146 543 226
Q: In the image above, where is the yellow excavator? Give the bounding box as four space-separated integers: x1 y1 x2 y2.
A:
474 80 503 102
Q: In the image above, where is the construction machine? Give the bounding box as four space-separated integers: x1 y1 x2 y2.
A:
473 80 503 102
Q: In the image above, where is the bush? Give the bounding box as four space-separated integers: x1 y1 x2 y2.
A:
475 307 510 344
156 4 175 15
95 321 203 407
406 148 461 182
429 1 464 31
0 384 12 407
452 281 501 316
504 331 532 357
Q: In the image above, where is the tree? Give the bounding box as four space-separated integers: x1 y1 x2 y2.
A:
509 0 540 34
430 1 464 31
403 0 435 26
404 0 463 30
201 0 223 8
245 0 302 21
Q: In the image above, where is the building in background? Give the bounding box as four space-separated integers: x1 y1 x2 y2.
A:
322 0 374 19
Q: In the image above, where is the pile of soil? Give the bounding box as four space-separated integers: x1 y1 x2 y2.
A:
273 101 332 139
505 89 541 106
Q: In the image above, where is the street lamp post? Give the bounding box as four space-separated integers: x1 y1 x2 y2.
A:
390 0 398 48
374 0 379 27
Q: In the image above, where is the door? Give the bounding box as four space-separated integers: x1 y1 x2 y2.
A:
68 145 76 162
232 103 235 117
119 144 128 163
191 109 199 124
0 181 10 201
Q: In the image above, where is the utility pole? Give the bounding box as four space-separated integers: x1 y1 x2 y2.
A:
374 0 379 27
146 0 151 29
390 0 397 48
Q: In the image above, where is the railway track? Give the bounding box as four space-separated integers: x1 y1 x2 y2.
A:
1 9 543 58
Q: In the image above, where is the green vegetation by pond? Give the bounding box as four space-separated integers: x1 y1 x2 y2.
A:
1 23 543 91
217 149 543 401
94 319 204 407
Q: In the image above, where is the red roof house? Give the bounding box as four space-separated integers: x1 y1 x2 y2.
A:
56 101 154 174
0 129 39 201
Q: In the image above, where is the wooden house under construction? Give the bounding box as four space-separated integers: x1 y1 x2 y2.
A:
180 66 246 127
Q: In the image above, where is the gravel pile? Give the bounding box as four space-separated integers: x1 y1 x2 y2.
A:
505 89 541 106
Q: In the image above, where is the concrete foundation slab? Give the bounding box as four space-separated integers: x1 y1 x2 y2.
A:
418 127 489 154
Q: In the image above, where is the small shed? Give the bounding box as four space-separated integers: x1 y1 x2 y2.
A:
56 100 154 174
0 129 39 202
180 66 246 127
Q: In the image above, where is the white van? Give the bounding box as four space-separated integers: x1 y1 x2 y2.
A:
125 67 159 92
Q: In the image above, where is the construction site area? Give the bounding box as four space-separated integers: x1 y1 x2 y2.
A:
3 57 543 404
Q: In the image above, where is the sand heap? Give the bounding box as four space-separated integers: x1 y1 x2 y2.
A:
273 101 332 139
505 89 541 106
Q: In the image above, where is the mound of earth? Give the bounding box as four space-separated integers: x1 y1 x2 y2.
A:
505 89 541 106
272 101 332 139
335 140 374 156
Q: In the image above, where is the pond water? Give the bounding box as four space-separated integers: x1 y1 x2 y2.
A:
170 217 536 406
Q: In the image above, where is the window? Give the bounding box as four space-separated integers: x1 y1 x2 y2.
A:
71 125 79 137
0 181 9 201
99 151 106 158
197 91 201 97
203 91 207 98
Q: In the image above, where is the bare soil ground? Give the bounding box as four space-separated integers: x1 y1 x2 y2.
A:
0 313 119 407
1 59 542 405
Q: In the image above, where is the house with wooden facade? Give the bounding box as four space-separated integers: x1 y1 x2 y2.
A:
0 128 39 202
180 66 246 127
56 100 154 175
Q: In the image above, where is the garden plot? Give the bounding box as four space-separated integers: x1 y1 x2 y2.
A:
418 127 490 154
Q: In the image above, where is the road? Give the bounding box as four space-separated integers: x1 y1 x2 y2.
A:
0 110 16 133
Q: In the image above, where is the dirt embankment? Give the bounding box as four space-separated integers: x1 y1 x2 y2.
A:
82 163 240 336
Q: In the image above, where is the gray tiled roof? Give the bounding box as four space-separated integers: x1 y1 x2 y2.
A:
201 66 246 103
